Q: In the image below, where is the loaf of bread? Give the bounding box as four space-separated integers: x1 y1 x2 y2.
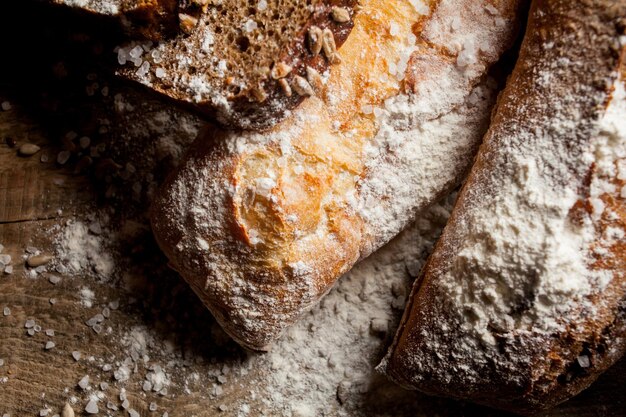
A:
116 0 357 129
150 0 526 351
378 0 626 413
45 0 179 40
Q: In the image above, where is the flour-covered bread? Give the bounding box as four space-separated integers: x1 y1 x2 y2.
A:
151 0 525 350
116 0 357 129
378 0 626 413
45 0 179 40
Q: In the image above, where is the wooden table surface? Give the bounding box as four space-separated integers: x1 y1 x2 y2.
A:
0 3 624 417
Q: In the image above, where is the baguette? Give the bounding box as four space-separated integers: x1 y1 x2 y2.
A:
116 0 357 130
378 0 626 413
151 0 525 350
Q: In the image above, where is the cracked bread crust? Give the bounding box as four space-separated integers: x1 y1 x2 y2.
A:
379 0 626 414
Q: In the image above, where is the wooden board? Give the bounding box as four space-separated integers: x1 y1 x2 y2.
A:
0 2 625 417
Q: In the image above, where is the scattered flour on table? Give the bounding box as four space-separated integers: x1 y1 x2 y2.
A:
53 219 115 280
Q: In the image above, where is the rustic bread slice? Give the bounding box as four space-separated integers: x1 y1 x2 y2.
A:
46 0 180 40
116 0 357 130
378 0 626 414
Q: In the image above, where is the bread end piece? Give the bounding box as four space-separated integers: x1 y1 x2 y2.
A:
379 0 626 414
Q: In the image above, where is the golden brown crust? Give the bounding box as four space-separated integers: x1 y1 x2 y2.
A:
151 0 525 351
380 0 626 413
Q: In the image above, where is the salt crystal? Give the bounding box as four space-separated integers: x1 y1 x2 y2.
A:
121 399 130 409
78 375 90 390
100 382 109 390
57 151 71 165
155 68 166 79
45 329 55 336
39 408 49 416
0 359 4 366
243 19 258 32
106 401 118 410
129 45 143 59
3 265 12 274
257 0 267 11
129 409 140 417
577 355 591 368
149 402 158 411
136 61 150 77
84 400 98 414
72 351 81 361
0 254 11 264
3 307 10 316
45 341 55 350
25 319 35 328
34 324 41 332
48 275 61 285
1 101 11 111
49 298 57 305
79 137 91 149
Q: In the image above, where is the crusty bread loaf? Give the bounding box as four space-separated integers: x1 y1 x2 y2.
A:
116 0 357 130
150 0 526 350
378 0 626 414
45 0 179 40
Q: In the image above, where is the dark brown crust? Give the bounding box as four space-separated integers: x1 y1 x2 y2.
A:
117 0 358 131
380 0 626 414
223 0 358 130
45 0 180 40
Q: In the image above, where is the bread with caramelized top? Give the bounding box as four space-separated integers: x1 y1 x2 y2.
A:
150 0 526 350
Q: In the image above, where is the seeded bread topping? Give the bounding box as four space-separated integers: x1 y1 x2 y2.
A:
117 0 357 129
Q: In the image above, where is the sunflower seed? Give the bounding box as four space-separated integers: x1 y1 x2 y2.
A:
271 62 293 79
18 143 41 156
331 7 350 23
179 13 198 35
62 403 75 417
292 76 315 97
306 67 324 92
27 254 53 268
279 79 292 97
307 26 323 55
322 28 337 60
